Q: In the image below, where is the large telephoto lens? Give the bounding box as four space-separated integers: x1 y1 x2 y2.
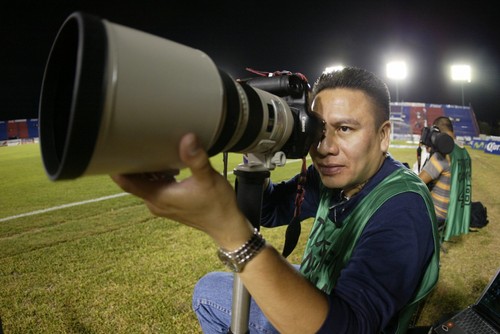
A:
431 132 454 155
39 12 304 181
39 13 108 180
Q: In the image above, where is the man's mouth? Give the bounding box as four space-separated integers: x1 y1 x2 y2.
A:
317 163 344 176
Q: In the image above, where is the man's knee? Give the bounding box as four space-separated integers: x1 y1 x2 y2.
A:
192 271 233 310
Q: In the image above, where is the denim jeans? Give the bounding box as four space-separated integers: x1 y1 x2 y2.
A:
192 271 279 334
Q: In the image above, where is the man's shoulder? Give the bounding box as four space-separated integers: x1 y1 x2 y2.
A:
452 143 472 158
374 155 404 179
373 156 423 186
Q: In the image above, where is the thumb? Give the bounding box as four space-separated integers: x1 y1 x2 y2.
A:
179 133 213 179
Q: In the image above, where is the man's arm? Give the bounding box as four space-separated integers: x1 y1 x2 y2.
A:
111 133 329 333
261 164 320 227
418 169 433 184
419 152 445 184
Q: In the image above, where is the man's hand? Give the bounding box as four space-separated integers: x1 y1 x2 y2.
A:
111 133 253 249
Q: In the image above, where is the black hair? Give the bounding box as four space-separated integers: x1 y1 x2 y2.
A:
312 67 391 128
433 116 454 133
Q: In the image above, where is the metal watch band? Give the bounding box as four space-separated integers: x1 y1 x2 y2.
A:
217 228 266 272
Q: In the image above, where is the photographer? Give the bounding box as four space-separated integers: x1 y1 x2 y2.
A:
111 67 439 333
418 117 472 241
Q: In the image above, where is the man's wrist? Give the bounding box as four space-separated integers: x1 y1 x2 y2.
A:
217 228 266 273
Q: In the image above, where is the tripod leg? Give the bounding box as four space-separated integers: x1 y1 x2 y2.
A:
228 168 269 334
229 275 251 334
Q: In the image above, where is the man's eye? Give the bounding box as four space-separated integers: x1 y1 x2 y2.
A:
339 126 350 132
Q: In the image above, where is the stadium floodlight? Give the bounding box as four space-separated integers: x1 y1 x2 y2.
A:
451 64 471 82
386 61 407 102
451 64 471 106
323 65 344 74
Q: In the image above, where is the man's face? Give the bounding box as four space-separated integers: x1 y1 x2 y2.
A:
309 88 390 191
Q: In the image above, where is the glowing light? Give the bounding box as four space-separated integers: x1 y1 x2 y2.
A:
323 65 344 74
386 61 407 80
451 64 471 83
386 61 407 102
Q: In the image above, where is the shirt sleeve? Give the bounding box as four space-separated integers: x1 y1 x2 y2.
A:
260 164 320 227
422 152 447 180
316 191 435 333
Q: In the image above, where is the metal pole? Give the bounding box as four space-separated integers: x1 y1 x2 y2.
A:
395 82 399 102
228 166 270 334
461 82 465 106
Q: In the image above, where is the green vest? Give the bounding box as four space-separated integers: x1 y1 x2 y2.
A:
300 167 440 334
443 144 472 241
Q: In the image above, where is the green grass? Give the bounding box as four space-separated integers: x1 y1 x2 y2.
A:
0 142 498 333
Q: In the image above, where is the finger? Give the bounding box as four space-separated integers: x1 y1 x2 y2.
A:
110 173 175 200
111 174 150 198
141 170 179 181
178 133 216 181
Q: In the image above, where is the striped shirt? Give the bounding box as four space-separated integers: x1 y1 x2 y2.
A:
422 152 451 220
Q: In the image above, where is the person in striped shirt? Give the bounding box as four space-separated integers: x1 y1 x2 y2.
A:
418 116 472 239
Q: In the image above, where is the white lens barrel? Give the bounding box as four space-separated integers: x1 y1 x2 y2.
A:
39 12 301 181
87 20 224 174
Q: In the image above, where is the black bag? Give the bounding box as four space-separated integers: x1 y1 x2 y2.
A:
470 202 489 228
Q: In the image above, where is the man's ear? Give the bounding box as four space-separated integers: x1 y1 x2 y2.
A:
379 120 391 153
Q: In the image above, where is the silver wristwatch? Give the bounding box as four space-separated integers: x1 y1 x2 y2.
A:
217 228 266 273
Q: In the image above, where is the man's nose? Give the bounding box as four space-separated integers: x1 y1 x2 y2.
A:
316 131 339 156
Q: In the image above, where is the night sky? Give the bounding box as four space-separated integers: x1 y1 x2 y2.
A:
1 0 498 124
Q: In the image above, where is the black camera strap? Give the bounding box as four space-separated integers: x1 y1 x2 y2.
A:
282 157 307 258
222 152 229 179
222 152 305 258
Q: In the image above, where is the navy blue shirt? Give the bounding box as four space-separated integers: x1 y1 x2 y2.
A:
261 155 435 333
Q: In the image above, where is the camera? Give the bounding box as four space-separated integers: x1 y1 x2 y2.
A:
38 12 322 181
420 126 454 155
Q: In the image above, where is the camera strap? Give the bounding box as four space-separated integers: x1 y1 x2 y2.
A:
282 157 307 258
222 152 228 179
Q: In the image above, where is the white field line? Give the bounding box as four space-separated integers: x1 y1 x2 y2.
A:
0 193 130 222
1 158 309 223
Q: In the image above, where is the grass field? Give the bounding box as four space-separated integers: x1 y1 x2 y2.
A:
0 142 498 333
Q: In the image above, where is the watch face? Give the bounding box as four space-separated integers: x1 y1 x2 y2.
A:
216 229 264 273
218 250 240 272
